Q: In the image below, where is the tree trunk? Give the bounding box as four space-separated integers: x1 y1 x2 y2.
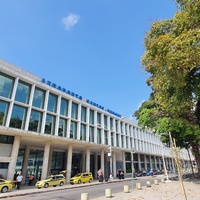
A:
191 142 200 177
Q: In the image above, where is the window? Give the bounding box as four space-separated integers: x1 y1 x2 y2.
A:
51 152 65 170
32 87 45 109
71 102 78 119
104 116 107 127
44 114 55 135
0 135 14 144
97 128 101 144
89 126 94 142
116 134 120 147
104 130 108 145
0 100 9 126
80 124 86 141
89 110 94 125
47 93 57 113
97 112 101 124
0 163 9 169
60 98 68 116
70 121 77 139
121 135 124 148
58 118 67 137
0 72 14 99
81 106 86 122
28 110 42 132
15 80 31 104
111 133 114 146
10 105 27 129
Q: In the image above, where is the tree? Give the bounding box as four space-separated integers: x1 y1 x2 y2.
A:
135 0 200 175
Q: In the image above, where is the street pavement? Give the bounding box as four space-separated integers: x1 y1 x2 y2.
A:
0 174 170 199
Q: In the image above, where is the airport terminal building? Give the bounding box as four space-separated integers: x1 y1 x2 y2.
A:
0 59 192 183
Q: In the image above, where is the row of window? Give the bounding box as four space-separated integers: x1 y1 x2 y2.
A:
0 71 159 149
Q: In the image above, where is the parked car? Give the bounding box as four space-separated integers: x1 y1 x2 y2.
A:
35 174 66 189
70 172 93 185
0 179 13 193
136 170 147 177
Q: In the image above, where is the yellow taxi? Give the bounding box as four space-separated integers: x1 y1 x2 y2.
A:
0 179 13 193
35 174 66 189
70 172 93 185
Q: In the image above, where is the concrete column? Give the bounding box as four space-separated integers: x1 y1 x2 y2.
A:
144 155 147 170
122 151 126 174
94 153 98 179
7 136 21 181
113 151 116 178
66 144 73 183
41 141 51 180
101 149 105 175
82 150 86 172
86 148 90 172
138 153 141 170
21 145 30 184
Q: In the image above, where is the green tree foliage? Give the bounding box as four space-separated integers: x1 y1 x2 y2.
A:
134 0 200 174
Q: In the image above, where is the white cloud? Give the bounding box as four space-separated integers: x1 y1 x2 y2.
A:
62 13 80 31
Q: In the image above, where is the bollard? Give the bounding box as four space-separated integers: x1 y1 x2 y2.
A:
154 180 159 185
81 193 89 200
136 182 142 190
146 181 151 187
161 178 165 183
124 185 129 193
105 188 112 198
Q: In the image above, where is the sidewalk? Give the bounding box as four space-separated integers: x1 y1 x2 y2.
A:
0 176 133 199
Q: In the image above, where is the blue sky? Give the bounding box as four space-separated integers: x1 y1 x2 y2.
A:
0 0 177 122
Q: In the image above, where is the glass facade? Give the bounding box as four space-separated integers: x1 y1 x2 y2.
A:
60 98 68 116
44 114 56 135
71 102 78 119
89 126 94 142
10 104 27 129
81 106 86 122
32 87 45 109
0 72 14 99
80 124 86 141
0 61 181 181
0 100 9 126
58 118 67 137
29 110 42 132
70 121 77 139
47 93 57 113
15 80 31 104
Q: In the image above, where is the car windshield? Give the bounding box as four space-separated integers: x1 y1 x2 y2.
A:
74 173 82 177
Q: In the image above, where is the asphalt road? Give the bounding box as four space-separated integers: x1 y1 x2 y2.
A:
5 176 165 200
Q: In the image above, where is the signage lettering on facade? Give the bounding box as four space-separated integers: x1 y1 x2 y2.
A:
41 78 121 118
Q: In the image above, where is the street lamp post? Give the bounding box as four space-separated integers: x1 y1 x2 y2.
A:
130 149 136 190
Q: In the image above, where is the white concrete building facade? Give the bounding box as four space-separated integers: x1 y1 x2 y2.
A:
0 59 192 183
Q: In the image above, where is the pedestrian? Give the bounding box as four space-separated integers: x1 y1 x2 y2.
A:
29 174 34 186
16 173 23 190
97 168 103 182
13 171 18 186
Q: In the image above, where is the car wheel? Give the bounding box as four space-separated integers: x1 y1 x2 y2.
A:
44 183 49 188
89 179 92 183
78 180 81 184
1 186 8 193
59 181 64 186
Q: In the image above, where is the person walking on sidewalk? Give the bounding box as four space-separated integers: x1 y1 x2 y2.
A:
16 173 23 190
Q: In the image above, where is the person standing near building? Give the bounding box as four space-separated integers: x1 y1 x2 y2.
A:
29 174 34 186
16 173 23 190
97 168 103 182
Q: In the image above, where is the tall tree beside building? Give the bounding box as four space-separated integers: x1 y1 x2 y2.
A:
135 0 200 175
